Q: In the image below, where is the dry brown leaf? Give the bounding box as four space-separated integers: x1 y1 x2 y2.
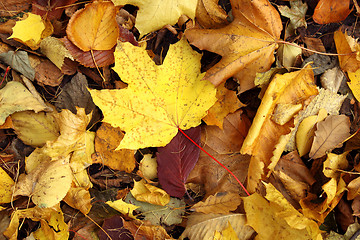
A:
0 0 31 17
347 177 360 200
240 66 318 193
92 122 135 172
309 115 350 159
66 1 118 51
196 0 229 29
191 192 242 214
62 37 115 68
187 110 251 196
202 82 244 129
185 0 282 92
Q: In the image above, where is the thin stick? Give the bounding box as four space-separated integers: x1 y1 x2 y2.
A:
277 40 354 56
178 127 250 196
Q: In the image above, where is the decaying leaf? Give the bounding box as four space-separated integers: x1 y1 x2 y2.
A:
66 1 119 51
113 0 197 36
0 81 49 125
180 213 254 240
240 66 318 193
191 192 242 214
186 0 282 91
130 179 170 206
0 167 14 204
13 156 72 208
8 13 53 50
90 37 216 149
92 122 136 172
309 115 350 159
157 126 201 198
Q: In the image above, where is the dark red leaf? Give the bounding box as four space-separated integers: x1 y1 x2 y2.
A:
157 126 201 198
98 215 133 240
62 37 115 68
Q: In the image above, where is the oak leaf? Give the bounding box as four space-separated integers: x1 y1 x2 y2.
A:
185 0 282 92
113 0 197 36
309 115 351 159
66 1 118 51
90 37 217 149
191 192 242 214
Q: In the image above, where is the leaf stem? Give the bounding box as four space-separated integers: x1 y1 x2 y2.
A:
277 40 354 56
178 127 250 196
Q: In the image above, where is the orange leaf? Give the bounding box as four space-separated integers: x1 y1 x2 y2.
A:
66 1 119 51
313 0 351 24
334 30 360 72
186 0 282 92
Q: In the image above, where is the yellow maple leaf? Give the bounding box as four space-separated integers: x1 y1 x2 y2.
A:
9 13 53 50
90 37 217 149
113 0 197 36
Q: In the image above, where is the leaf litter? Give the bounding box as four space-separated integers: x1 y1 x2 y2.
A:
1 0 360 239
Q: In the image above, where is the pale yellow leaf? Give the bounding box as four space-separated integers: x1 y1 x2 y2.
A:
0 167 14 203
191 192 242 214
130 180 170 206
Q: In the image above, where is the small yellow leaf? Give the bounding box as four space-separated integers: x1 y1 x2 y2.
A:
106 199 139 218
90 37 216 149
271 103 303 125
63 186 92 215
0 167 14 203
40 36 74 71
130 180 170 206
9 13 53 50
296 108 327 157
